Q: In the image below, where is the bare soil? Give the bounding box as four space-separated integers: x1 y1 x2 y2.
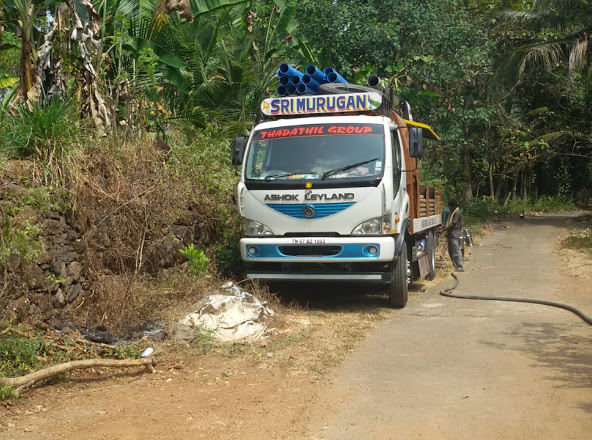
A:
1 212 590 440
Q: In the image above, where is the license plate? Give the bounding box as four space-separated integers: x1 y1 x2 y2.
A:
290 238 327 245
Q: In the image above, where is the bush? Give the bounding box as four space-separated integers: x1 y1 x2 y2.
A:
180 244 210 278
533 195 574 212
0 328 52 378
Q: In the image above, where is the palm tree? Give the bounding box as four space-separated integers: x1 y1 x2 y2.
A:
500 0 592 76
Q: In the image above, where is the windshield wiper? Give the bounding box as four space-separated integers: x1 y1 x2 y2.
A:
264 171 318 181
321 158 379 180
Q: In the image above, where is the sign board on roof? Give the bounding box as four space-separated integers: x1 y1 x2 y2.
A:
261 92 382 116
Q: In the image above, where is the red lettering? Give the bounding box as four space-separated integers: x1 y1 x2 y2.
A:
328 126 337 134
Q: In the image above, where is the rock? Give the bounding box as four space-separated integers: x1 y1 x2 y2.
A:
35 251 52 265
61 276 73 291
169 225 193 243
67 261 83 281
49 261 66 277
72 240 85 253
144 236 184 274
48 279 59 293
172 322 195 342
28 303 40 315
25 264 46 290
67 284 82 302
12 296 30 320
55 289 66 306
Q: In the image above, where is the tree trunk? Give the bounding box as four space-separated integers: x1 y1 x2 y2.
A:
495 163 506 200
511 169 519 199
463 143 472 201
462 88 473 200
17 1 40 104
488 162 495 199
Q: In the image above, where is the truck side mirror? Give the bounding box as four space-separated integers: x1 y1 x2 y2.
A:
232 135 246 166
409 127 424 158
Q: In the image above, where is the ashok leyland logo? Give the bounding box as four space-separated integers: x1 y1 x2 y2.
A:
303 205 315 218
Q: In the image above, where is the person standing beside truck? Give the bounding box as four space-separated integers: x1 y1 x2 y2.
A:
442 199 464 272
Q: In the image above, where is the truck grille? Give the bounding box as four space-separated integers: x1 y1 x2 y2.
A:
278 245 342 257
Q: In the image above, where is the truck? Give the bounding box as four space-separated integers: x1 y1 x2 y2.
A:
232 65 442 308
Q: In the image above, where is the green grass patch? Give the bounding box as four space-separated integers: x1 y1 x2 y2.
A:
0 328 53 378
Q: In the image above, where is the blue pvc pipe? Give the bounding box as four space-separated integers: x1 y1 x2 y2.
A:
279 75 291 86
296 83 316 95
327 70 348 84
302 74 320 91
324 67 334 75
278 63 304 79
286 84 296 95
277 85 287 96
291 75 302 85
306 65 326 83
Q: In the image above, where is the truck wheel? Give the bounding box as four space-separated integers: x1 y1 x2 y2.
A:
389 243 408 308
426 230 436 280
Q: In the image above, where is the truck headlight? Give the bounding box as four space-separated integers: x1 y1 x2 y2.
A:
352 214 391 235
243 219 274 236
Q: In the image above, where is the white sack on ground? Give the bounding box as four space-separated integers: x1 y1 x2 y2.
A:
179 284 275 342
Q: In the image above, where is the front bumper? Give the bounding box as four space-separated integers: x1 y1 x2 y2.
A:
240 236 396 263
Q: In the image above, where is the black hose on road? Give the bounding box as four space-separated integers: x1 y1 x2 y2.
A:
440 273 592 326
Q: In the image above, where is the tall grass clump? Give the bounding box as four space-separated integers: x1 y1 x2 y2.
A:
0 99 86 163
562 214 592 255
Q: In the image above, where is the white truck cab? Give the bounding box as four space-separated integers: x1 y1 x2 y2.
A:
233 86 441 308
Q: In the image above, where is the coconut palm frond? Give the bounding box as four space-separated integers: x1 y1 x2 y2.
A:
517 41 565 76
568 36 589 73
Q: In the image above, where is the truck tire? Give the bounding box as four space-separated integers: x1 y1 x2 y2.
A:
426 230 436 280
389 243 408 308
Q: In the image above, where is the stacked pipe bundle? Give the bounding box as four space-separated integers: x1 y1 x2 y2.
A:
276 64 349 96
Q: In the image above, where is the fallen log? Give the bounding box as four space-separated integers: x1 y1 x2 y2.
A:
0 357 156 391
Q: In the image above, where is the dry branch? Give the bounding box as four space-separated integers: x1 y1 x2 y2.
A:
0 328 32 338
0 357 156 389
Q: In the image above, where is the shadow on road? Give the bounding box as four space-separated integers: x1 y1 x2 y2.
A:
266 280 430 313
481 321 592 413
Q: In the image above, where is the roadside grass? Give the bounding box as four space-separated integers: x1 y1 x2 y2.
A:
562 214 592 256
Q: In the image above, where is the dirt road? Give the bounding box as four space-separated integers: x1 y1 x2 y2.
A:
304 213 592 439
1 213 591 439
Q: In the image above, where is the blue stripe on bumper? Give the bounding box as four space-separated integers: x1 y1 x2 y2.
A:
244 243 380 260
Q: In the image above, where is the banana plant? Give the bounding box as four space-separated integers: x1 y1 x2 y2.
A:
1 0 57 103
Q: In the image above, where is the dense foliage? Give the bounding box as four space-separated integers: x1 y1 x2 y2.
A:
1 0 591 208
2 0 589 205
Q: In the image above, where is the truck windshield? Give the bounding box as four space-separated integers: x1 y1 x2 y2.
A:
245 123 385 184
